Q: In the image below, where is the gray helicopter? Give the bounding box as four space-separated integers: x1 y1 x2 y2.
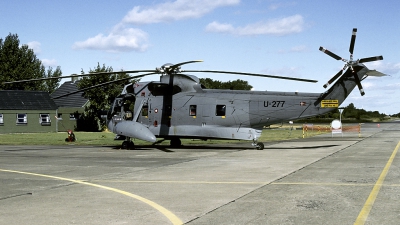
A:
5 28 385 150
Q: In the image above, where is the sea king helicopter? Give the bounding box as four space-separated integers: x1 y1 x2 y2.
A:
5 28 385 150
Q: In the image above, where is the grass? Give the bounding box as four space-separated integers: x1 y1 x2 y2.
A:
0 123 332 146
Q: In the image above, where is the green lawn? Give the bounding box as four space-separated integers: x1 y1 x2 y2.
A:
0 124 330 146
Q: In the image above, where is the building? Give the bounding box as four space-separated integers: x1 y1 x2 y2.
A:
51 80 88 131
0 90 58 134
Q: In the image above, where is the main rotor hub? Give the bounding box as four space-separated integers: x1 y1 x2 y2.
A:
156 63 181 75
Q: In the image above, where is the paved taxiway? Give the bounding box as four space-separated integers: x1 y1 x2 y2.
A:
1 122 400 224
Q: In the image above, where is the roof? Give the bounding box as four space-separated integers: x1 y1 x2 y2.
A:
51 81 88 107
0 90 58 110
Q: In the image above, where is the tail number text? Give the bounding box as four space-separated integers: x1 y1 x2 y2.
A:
264 101 285 107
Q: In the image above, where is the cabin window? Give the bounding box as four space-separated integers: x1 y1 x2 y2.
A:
189 105 197 116
39 113 51 126
16 113 27 125
0 114 3 125
57 113 63 120
216 105 226 116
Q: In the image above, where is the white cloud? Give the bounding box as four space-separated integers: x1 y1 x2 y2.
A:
278 45 308 53
205 14 304 36
72 0 240 53
205 21 235 33
361 81 374 89
72 25 149 53
290 45 307 52
27 41 41 54
367 61 400 75
122 0 240 24
269 2 297 11
41 59 58 67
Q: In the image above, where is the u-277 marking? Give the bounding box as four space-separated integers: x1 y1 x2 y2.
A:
264 101 285 107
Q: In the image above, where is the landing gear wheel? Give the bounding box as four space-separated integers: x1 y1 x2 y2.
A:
122 141 135 149
256 142 264 150
170 138 182 147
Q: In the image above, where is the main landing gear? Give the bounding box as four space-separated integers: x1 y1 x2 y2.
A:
121 137 134 149
170 137 182 147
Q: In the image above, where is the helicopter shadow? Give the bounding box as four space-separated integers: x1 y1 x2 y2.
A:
107 144 253 152
265 144 339 150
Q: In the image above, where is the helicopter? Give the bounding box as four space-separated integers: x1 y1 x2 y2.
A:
4 28 385 150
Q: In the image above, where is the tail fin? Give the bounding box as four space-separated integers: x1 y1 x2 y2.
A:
314 64 386 106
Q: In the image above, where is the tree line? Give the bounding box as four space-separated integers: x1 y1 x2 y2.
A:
0 33 61 93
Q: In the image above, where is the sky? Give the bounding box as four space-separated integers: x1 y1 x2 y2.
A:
1 0 399 114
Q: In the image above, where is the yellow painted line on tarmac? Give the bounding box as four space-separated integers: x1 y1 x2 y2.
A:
92 179 400 187
354 141 400 225
0 169 183 225
93 180 269 185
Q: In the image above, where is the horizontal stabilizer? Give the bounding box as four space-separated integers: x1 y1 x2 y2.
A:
366 70 387 77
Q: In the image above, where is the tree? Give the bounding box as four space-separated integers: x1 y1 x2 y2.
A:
0 33 61 91
44 66 62 94
77 63 137 131
199 78 253 90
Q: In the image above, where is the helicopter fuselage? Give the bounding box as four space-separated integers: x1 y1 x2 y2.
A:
106 73 342 143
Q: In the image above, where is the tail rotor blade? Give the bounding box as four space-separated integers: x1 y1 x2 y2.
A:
349 28 357 54
323 68 345 88
359 56 383 63
353 73 365 96
319 47 343 61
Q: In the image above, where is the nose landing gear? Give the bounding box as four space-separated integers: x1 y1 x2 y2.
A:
252 140 264 150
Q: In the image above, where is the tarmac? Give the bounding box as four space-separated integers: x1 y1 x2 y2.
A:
0 121 399 225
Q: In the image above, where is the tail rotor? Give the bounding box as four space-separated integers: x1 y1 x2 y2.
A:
319 28 383 96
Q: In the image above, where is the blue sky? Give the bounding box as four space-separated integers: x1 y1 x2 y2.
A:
1 0 399 114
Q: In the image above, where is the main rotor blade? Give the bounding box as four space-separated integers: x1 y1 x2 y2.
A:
353 72 365 96
2 70 155 84
323 69 344 88
170 60 203 70
359 56 383 63
319 47 343 61
52 73 154 99
182 70 318 83
349 28 357 55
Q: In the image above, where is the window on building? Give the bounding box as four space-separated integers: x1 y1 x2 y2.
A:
216 105 226 116
189 105 197 116
69 113 79 120
57 113 63 120
0 114 3 125
16 113 27 125
39 113 51 126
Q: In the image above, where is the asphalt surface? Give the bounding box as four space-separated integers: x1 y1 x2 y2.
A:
0 121 399 225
